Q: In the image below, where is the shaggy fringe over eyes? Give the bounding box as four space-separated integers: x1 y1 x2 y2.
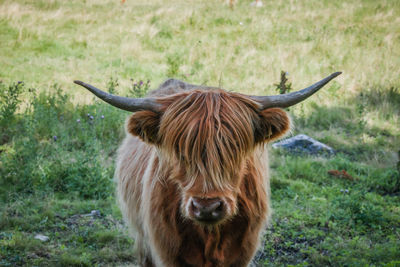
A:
158 90 261 191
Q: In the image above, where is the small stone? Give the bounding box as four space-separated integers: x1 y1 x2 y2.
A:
34 234 49 242
82 210 101 217
81 210 101 217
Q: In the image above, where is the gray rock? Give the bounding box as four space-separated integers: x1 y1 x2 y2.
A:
272 134 334 155
34 234 49 242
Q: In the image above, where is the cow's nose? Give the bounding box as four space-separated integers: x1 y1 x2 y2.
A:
190 197 225 223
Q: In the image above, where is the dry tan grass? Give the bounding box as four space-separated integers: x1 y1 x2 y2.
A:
0 0 399 111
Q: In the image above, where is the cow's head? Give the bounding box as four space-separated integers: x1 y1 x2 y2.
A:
74 72 341 225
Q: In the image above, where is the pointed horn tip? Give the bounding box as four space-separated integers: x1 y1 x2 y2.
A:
332 71 342 77
73 80 84 85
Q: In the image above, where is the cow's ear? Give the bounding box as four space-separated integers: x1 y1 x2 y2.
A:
254 108 290 143
126 111 161 144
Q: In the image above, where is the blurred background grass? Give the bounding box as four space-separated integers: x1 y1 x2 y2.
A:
0 0 399 266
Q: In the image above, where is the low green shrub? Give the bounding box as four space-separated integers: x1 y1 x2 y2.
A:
0 81 131 200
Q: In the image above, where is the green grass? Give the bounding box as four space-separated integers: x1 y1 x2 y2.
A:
0 195 135 266
1 0 400 266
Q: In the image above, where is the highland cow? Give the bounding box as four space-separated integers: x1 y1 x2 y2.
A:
74 72 341 266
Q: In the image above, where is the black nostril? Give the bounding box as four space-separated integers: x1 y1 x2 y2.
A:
191 198 225 223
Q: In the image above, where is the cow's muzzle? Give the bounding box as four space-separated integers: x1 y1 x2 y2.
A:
189 197 226 224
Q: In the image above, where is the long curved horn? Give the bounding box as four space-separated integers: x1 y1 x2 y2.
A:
250 72 342 109
73 80 161 112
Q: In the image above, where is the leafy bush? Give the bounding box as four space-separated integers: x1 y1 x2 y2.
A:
274 71 292 95
0 81 25 144
0 82 126 200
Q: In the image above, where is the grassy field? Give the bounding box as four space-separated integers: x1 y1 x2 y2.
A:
1 0 399 266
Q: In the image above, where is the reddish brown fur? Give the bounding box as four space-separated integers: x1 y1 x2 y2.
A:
116 80 290 266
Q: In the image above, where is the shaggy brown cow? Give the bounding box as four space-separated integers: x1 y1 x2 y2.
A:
74 72 341 266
